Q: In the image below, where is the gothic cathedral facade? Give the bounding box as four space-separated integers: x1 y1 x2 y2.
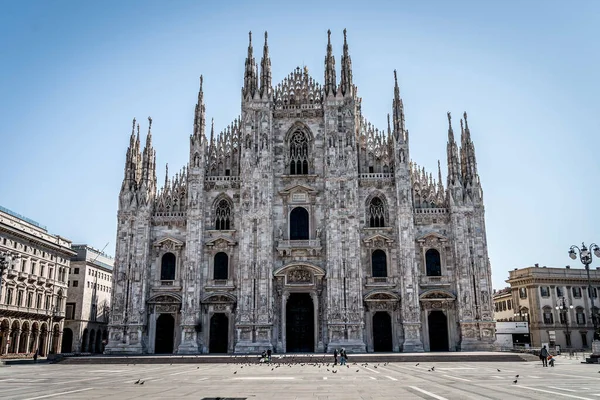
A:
106 31 496 355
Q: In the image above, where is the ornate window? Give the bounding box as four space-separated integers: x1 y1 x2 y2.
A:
543 307 554 324
371 249 387 278
540 286 550 297
290 207 309 240
369 197 386 227
214 252 229 280
576 307 586 324
573 287 582 298
161 252 176 280
215 199 232 230
580 332 587 347
425 249 441 277
519 288 527 299
556 286 563 297
289 130 309 175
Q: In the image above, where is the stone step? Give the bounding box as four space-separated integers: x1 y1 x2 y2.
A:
58 352 534 365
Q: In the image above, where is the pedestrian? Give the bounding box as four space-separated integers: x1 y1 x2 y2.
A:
548 354 555 367
333 348 338 365
540 345 549 367
33 349 38 363
340 348 347 366
267 349 272 363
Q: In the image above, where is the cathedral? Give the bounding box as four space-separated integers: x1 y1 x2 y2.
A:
105 30 496 355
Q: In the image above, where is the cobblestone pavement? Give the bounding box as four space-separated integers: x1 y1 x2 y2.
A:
1 355 600 399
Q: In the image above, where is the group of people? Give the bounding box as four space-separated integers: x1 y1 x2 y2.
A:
539 345 555 367
260 349 272 363
333 348 348 365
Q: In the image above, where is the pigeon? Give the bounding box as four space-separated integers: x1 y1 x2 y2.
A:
356 370 359 372
513 380 518 384
140 381 145 385
347 365 349 368
233 371 237 374
428 369 432 372
332 370 337 373
197 367 200 369
515 375 519 378
431 367 435 371
134 379 140 384
374 366 378 369
497 369 501 372
415 363 420 367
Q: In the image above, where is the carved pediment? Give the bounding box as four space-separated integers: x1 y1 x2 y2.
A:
147 293 182 304
273 262 326 278
416 232 448 243
205 236 237 248
363 234 395 247
419 289 456 301
364 290 400 302
202 292 237 303
279 184 318 198
153 237 185 250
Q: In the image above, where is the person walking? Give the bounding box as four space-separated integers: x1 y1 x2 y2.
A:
340 348 347 366
540 345 549 367
333 348 338 365
267 349 272 363
33 349 38 363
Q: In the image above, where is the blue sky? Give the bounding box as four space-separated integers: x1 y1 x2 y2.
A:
0 0 598 289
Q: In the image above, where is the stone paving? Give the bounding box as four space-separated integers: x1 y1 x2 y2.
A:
1 355 600 399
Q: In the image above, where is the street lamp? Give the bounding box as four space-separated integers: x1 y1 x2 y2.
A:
569 242 600 340
514 306 531 348
555 297 573 348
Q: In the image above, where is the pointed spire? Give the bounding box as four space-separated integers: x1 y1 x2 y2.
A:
243 31 257 99
437 160 443 188
164 163 169 189
387 113 391 136
460 111 478 186
392 70 406 141
339 29 353 96
147 116 153 144
324 29 336 96
446 112 462 188
260 31 271 99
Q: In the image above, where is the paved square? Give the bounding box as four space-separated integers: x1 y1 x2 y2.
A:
2 355 600 399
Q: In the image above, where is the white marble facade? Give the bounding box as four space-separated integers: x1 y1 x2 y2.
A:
105 30 496 355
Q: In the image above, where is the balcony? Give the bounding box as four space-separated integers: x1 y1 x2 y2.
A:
7 269 17 279
37 276 47 284
27 274 36 283
205 279 235 290
365 276 396 288
276 239 322 257
419 275 451 288
17 271 28 281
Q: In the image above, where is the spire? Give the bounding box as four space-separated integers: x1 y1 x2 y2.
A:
193 75 206 139
339 29 353 96
392 70 406 141
446 112 462 188
460 111 479 186
164 163 169 189
141 116 156 192
324 29 336 96
243 31 257 99
260 31 271 99
387 113 391 136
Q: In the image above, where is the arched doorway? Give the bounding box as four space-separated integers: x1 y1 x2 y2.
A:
0 320 9 355
89 329 96 353
209 313 228 353
9 321 20 353
19 323 29 353
428 311 449 351
286 293 314 352
29 323 39 353
95 331 102 353
372 312 393 352
39 324 48 356
62 328 73 353
155 314 175 354
81 328 88 353
51 324 60 354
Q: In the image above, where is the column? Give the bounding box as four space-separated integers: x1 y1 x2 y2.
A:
13 329 21 353
281 293 289 352
24 330 31 354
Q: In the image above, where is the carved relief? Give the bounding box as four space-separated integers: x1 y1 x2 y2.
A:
287 268 312 284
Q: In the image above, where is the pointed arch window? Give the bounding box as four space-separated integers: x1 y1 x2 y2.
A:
215 199 232 230
290 207 309 240
369 197 386 227
289 130 309 175
425 249 441 276
214 252 229 280
161 252 176 280
371 249 387 278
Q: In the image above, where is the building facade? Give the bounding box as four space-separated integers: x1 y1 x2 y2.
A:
62 245 114 353
106 31 496 355
493 287 531 348
0 206 75 356
506 264 600 349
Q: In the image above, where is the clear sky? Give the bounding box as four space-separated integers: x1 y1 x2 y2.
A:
1 0 598 290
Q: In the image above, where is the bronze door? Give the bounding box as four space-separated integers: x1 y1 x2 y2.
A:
286 293 314 352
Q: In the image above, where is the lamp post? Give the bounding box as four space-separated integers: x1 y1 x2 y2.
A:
514 306 531 348
555 296 573 349
569 242 600 340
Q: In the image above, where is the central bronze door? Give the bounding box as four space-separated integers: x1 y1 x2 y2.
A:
155 313 175 354
209 313 229 353
286 293 314 352
372 312 393 352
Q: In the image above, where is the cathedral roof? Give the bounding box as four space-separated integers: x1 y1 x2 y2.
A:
274 66 323 109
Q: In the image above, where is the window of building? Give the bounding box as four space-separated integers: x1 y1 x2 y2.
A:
582 332 588 347
48 267 54 280
21 259 27 272
540 286 550 298
45 295 50 310
425 249 442 277
507 300 512 310
66 303 75 320
557 286 563 297
588 287 598 298
566 332 572 347
288 130 309 175
576 307 586 324
519 288 527 299
40 264 45 277
215 199 232 230
368 197 386 227
289 207 309 240
30 261 36 275
559 312 567 324
161 252 176 280
573 287 582 298
371 249 387 278
73 280 79 287
543 307 554 324
26 292 32 308
36 293 42 309
6 288 13 305
16 291 23 307
214 252 229 280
